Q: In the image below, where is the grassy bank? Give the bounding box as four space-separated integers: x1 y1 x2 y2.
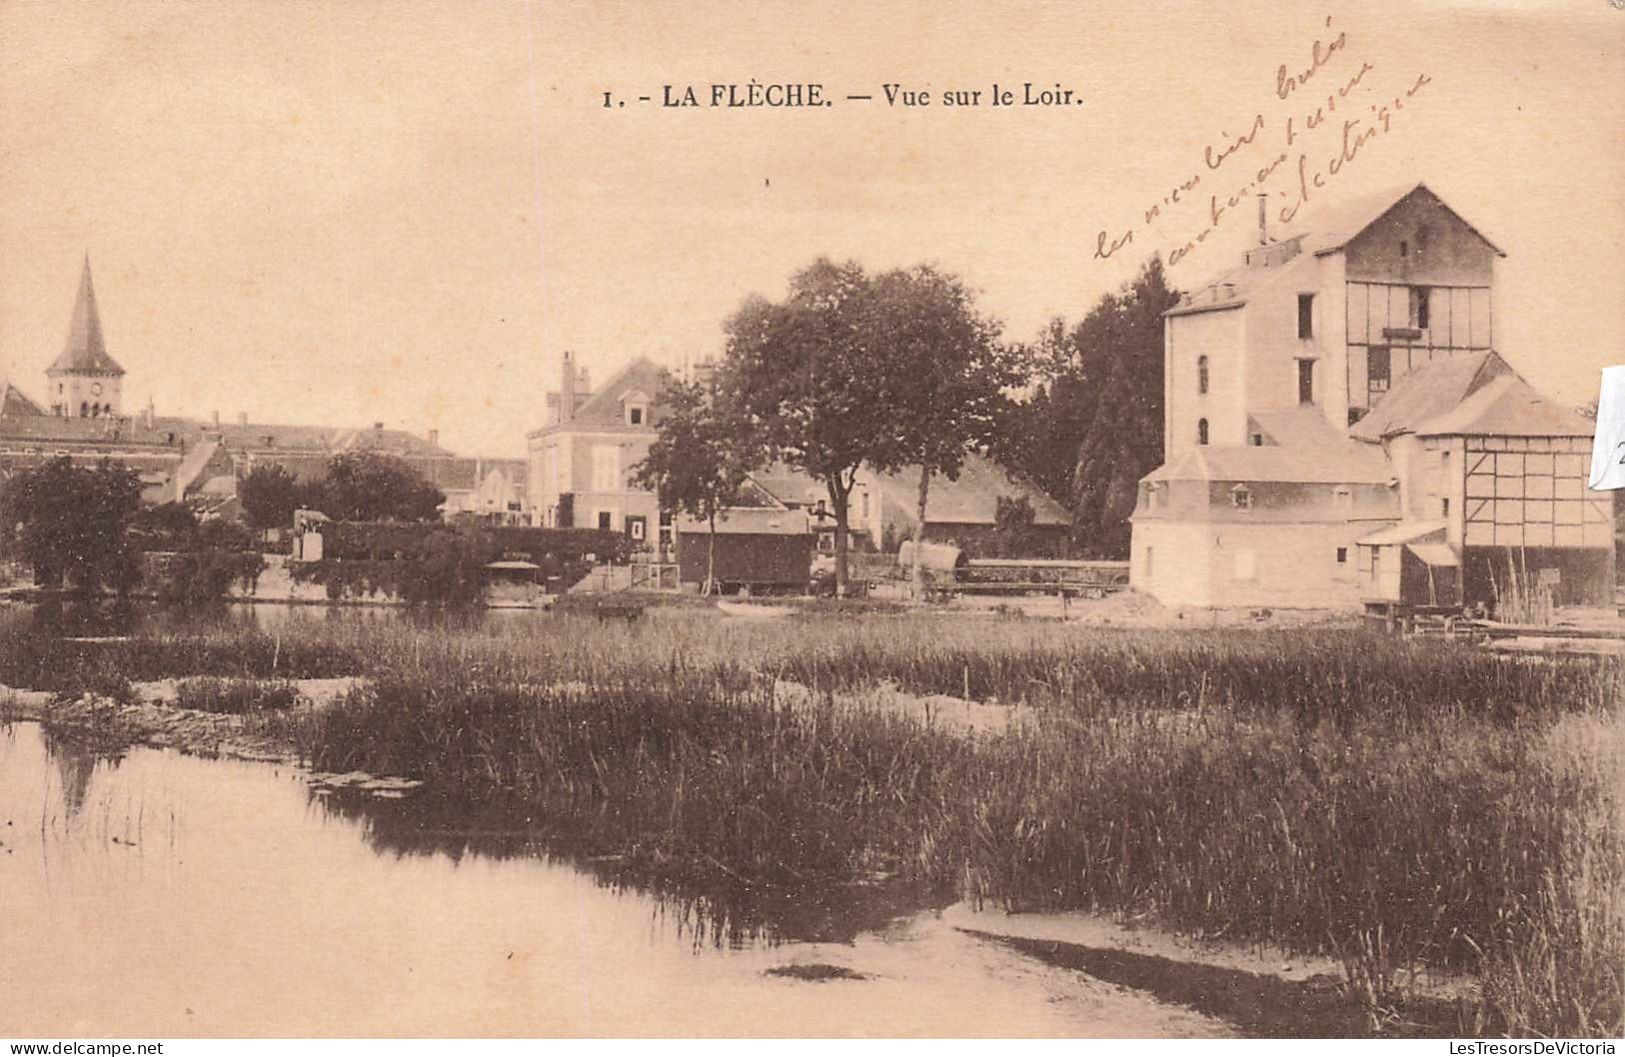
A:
4 608 1619 1035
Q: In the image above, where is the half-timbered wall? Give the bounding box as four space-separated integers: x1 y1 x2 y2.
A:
1461 435 1609 548
1346 282 1492 417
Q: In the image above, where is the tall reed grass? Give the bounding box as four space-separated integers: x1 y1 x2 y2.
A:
5 606 1619 1034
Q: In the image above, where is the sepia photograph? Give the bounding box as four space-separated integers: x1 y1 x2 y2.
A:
1 0 1622 1044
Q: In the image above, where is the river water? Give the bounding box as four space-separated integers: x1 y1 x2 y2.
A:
0 721 1228 1038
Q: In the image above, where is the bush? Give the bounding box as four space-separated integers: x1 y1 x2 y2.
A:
174 677 300 713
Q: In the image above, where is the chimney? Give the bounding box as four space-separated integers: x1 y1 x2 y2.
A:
1257 193 1269 248
373 421 384 431
212 409 220 427
427 428 439 446
143 398 155 431
692 356 718 392
238 411 248 427
560 350 577 425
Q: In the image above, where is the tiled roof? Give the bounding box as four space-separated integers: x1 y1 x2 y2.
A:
1169 183 1505 319
868 455 1070 526
1348 351 1511 441
562 357 670 430
1416 373 1595 438
0 381 46 417
1145 442 1392 484
1166 248 1318 318
49 258 124 376
0 414 176 446
676 507 811 535
1292 182 1504 258
1249 406 1350 449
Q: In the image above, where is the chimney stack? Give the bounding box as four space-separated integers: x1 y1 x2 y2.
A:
1257 193 1269 248
427 428 440 446
143 398 155 431
238 411 248 427
560 350 577 425
212 409 220 427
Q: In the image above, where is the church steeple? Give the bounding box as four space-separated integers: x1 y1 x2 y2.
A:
46 255 125 417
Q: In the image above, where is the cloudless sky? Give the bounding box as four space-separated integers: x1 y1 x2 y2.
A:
2 0 1621 455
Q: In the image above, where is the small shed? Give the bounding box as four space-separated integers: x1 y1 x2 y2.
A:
675 509 814 593
484 559 543 607
1356 521 1460 607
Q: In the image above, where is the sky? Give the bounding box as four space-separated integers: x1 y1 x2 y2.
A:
1 0 1621 456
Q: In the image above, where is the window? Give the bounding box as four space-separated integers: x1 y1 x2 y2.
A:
1442 496 1450 518
1297 294 1314 339
1197 418 1209 446
860 492 870 520
592 445 619 492
1297 359 1314 404
1336 547 1349 564
1250 433 1264 446
597 511 613 531
1231 484 1252 511
1145 545 1154 579
1399 240 1409 258
1409 286 1430 330
1368 347 1391 397
628 406 644 426
1197 355 1209 395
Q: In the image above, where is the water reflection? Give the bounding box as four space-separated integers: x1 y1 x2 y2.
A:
0 720 1224 1038
3 597 556 638
314 786 938 950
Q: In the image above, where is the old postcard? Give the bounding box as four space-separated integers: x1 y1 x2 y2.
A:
1 0 1621 1043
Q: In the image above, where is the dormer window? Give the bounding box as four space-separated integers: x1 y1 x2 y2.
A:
622 389 651 427
1230 484 1252 511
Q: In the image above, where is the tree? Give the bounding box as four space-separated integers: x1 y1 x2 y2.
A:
724 257 1013 596
308 452 445 523
240 464 302 532
0 457 142 595
868 265 1020 597
1001 256 1180 557
631 374 758 595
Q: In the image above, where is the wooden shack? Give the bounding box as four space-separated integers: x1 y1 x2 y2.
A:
675 509 813 594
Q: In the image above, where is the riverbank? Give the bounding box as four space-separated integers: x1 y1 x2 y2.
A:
2 608 1620 1036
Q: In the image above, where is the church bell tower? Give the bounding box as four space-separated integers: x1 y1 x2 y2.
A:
47 256 125 418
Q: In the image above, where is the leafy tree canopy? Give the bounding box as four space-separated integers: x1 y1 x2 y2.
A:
0 457 142 595
307 452 444 523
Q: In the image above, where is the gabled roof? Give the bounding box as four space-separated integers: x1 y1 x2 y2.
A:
49 258 125 376
1169 183 1505 319
0 380 46 417
1144 441 1392 485
562 356 670 430
867 455 1071 526
1295 182 1505 258
1348 351 1513 442
1415 373 1595 438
